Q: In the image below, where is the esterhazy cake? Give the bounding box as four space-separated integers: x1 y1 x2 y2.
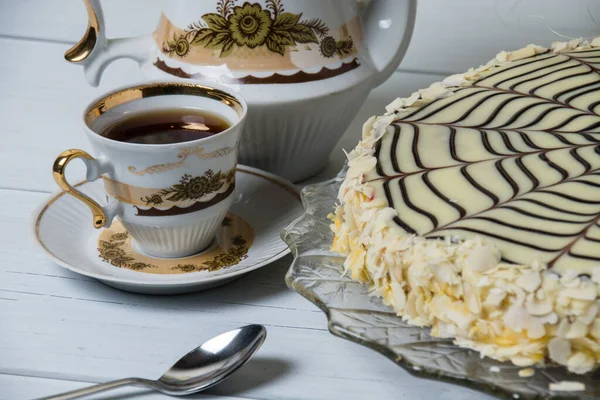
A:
331 38 600 374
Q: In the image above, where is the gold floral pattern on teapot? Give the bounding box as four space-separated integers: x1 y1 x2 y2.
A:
153 0 363 76
162 0 355 58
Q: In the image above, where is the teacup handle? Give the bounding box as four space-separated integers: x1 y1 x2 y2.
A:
64 0 153 87
53 149 119 229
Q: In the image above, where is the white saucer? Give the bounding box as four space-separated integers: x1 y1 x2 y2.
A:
32 166 302 294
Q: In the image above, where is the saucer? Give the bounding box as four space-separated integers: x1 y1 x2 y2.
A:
33 166 302 294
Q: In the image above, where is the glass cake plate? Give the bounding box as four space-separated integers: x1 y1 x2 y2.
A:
282 166 599 400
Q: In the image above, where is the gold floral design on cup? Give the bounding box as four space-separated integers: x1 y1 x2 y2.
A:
128 144 237 176
141 169 235 205
101 168 236 218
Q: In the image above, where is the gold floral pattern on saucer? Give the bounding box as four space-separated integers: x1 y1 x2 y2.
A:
97 213 253 274
34 166 301 294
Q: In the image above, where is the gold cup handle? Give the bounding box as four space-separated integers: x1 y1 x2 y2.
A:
53 149 107 229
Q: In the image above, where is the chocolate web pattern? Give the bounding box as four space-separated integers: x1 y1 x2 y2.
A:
371 48 600 275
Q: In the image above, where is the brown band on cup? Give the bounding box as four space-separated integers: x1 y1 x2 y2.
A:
102 168 236 211
134 184 235 217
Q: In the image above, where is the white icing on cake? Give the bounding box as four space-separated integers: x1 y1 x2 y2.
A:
331 37 600 374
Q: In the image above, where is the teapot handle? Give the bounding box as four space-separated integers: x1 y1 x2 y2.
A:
359 0 417 87
65 0 154 87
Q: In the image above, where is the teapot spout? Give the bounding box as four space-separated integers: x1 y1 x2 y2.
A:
65 0 153 87
64 0 101 64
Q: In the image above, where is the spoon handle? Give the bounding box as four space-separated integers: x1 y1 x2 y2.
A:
36 377 153 400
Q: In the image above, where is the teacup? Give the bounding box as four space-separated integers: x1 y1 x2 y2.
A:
53 82 247 258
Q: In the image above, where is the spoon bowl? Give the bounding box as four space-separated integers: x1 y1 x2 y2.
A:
156 324 267 395
38 324 267 399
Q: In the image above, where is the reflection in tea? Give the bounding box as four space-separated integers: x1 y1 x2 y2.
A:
101 108 230 145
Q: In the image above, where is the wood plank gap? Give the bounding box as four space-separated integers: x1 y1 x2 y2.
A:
216 300 322 313
0 34 73 46
0 370 256 400
0 369 101 385
3 270 96 283
396 68 455 77
0 186 52 195
228 322 328 332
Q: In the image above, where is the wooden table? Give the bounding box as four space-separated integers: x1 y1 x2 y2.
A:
5 1 595 398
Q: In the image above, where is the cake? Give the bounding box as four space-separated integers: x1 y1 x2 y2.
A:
331 38 600 374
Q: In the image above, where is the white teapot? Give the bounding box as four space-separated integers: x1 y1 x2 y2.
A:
68 0 415 181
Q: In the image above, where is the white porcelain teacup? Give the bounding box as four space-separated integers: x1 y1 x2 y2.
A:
53 81 247 258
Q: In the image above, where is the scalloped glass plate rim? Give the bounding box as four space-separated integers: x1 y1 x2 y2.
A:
281 165 598 400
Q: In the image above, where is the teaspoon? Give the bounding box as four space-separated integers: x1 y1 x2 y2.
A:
38 324 266 399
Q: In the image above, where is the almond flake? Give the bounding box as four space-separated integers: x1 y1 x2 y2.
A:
548 338 571 365
549 381 585 392
518 368 535 378
516 272 541 293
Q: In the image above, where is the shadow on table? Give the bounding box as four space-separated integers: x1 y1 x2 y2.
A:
204 356 293 397
178 254 294 307
52 252 295 308
80 357 292 400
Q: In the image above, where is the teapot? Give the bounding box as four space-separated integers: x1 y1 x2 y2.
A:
67 0 415 181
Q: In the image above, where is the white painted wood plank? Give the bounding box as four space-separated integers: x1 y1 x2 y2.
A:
401 0 600 74
0 38 147 193
0 37 445 192
0 187 322 314
0 373 250 400
0 0 162 43
0 188 492 399
0 0 599 74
